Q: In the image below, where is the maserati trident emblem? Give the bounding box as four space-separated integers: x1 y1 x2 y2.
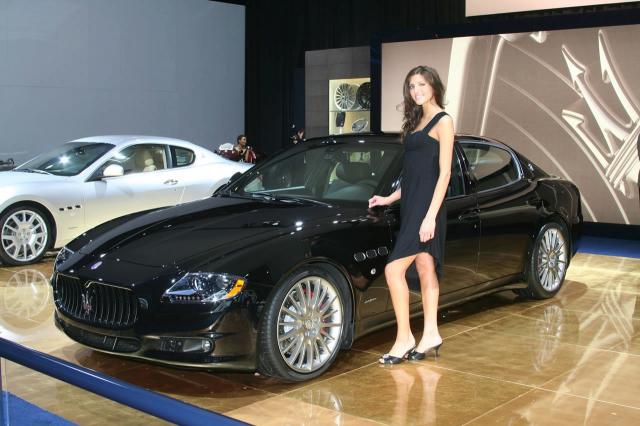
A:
560 29 639 222
81 291 93 315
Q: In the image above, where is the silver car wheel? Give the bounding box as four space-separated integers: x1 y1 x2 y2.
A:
536 227 567 292
1 210 48 262
277 276 343 373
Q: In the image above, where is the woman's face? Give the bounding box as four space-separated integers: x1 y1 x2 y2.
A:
238 137 247 146
408 73 433 106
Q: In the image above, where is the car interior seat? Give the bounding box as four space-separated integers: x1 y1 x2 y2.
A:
135 149 156 172
327 161 376 200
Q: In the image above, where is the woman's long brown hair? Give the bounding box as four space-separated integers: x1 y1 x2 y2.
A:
401 66 446 140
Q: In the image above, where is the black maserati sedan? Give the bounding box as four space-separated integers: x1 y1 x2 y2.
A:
52 133 582 381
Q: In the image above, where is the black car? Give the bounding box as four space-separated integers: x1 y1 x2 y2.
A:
52 133 582 381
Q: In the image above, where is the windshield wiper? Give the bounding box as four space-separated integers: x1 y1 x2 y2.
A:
15 168 53 175
217 191 278 202
219 191 330 206
251 192 331 206
274 195 331 207
247 192 279 202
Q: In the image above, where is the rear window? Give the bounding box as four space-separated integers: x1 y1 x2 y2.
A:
462 143 520 191
171 146 195 167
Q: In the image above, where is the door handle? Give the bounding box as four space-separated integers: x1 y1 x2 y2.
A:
458 209 479 222
164 179 178 185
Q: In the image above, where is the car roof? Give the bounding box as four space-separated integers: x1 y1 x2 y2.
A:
70 135 198 148
305 132 509 149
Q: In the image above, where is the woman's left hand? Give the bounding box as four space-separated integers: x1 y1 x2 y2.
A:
419 216 436 242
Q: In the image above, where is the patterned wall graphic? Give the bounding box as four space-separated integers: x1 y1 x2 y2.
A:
465 0 639 17
382 24 640 225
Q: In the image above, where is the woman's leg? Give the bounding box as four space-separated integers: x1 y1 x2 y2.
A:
415 253 442 351
383 255 417 358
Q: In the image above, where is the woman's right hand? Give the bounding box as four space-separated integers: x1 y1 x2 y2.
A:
368 195 388 208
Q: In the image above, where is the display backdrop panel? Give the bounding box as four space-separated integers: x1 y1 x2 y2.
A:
0 0 244 162
466 0 639 17
381 24 640 225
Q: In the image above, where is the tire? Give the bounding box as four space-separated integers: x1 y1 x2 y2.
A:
257 265 351 382
0 205 52 266
519 221 569 299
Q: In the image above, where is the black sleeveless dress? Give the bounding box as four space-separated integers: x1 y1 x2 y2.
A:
387 111 448 279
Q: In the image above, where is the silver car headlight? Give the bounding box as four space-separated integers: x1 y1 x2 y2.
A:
162 272 246 304
54 247 74 269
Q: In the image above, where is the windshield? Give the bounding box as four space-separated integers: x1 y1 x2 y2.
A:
16 142 115 176
226 142 402 204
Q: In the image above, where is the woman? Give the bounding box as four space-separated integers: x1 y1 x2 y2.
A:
368 66 454 364
234 134 256 163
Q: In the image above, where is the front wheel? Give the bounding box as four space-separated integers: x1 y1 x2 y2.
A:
0 206 52 266
520 221 569 299
257 266 351 382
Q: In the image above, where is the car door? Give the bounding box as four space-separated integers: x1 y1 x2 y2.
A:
83 144 182 231
461 140 539 284
439 143 482 294
329 144 401 320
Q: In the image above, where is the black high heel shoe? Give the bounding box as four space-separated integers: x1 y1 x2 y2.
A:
407 342 443 360
379 346 415 365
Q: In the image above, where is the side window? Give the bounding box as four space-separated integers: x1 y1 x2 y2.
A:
240 145 402 203
171 146 195 167
462 143 519 192
104 145 168 175
447 151 465 198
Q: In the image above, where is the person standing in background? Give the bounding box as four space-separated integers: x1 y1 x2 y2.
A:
290 127 306 146
234 134 256 163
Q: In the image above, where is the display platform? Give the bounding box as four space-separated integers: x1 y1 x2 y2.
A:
1 248 639 424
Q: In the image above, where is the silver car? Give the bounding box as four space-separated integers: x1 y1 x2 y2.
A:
0 135 251 265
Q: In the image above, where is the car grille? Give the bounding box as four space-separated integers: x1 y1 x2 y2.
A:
54 274 138 329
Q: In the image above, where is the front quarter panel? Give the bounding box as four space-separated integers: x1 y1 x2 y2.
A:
184 207 393 348
0 181 84 248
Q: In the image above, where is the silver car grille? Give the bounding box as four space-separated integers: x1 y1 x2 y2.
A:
53 274 138 329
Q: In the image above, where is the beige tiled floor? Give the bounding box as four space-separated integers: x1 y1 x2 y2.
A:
1 252 639 424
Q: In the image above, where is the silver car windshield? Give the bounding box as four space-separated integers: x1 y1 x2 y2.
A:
228 143 402 204
15 142 115 176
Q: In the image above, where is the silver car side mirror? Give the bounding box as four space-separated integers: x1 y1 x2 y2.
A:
102 164 124 178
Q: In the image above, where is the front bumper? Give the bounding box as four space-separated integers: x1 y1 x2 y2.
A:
54 309 257 371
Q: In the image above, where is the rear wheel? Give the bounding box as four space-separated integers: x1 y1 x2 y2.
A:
0 206 51 266
519 221 569 299
257 265 351 382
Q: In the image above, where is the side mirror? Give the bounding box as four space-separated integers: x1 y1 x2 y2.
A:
102 164 124 178
214 171 243 195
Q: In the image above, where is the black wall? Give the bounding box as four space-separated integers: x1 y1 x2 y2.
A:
242 0 640 154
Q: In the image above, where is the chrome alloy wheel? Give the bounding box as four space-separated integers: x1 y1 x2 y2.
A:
277 276 343 373
536 227 567 292
1 210 48 262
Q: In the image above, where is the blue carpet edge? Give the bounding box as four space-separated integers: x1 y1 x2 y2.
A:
1 391 75 425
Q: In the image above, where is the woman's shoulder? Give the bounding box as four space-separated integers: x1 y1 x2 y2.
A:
434 110 453 124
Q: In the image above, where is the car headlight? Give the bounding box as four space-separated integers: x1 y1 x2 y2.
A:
162 272 246 304
55 247 74 269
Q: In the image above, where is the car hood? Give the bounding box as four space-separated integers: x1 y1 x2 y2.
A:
76 195 344 267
